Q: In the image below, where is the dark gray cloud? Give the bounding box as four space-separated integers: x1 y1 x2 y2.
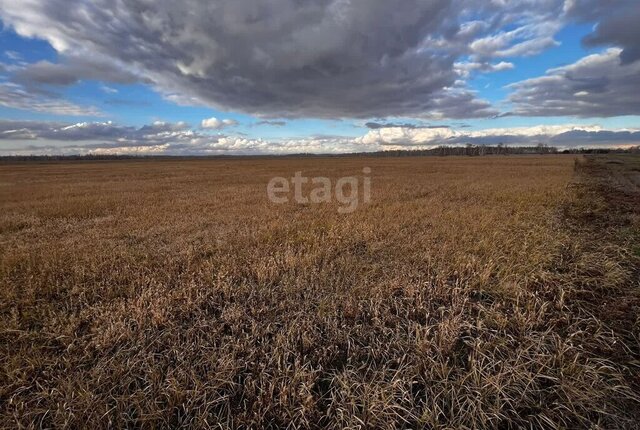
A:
12 57 140 88
565 0 640 64
0 0 567 119
0 1 636 120
256 120 287 127
508 49 640 117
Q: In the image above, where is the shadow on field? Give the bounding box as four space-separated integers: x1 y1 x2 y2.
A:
565 155 640 348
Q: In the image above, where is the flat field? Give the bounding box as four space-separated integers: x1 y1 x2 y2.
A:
1 155 639 428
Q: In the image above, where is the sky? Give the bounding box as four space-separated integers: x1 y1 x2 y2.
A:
0 0 639 155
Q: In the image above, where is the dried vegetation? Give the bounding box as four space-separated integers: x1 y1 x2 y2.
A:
0 155 638 428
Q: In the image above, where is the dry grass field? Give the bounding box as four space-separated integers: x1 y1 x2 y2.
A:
1 155 639 428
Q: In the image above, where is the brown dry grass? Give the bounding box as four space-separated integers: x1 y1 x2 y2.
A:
0 155 638 428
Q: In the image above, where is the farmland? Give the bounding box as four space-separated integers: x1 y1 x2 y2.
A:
1 155 639 428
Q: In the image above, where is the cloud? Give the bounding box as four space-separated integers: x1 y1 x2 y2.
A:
0 55 120 117
11 57 140 88
201 117 239 130
103 99 151 107
0 120 193 144
468 18 563 59
364 122 450 130
356 123 640 148
508 48 640 117
100 85 118 94
0 82 102 116
1 119 638 156
565 0 640 65
0 119 66 139
495 36 560 57
0 1 636 120
0 119 374 155
0 0 569 119
454 61 514 78
4 50 22 61
255 120 287 127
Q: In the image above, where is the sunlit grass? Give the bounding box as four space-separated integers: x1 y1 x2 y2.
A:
1 155 638 428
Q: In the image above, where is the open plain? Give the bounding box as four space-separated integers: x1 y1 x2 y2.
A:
1 155 639 428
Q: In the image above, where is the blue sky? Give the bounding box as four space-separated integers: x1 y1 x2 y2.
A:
0 1 639 155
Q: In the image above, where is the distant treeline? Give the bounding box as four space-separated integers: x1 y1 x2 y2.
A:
1 144 639 161
367 144 640 157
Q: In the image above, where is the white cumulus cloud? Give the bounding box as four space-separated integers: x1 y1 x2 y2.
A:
201 117 240 130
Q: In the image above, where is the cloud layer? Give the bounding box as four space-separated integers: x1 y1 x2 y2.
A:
565 0 640 64
0 82 101 116
509 49 640 117
505 0 640 118
357 124 640 148
2 120 638 156
0 0 638 123
0 0 571 119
